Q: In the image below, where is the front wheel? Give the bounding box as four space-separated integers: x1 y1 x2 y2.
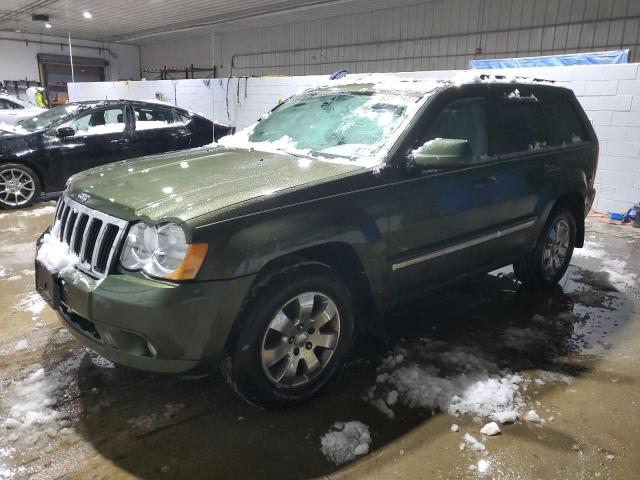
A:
0 163 41 209
513 208 577 286
223 262 355 408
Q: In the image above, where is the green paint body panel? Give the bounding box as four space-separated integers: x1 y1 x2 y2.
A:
37 82 599 374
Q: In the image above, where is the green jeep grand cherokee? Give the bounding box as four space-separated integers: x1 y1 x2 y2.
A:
35 76 597 407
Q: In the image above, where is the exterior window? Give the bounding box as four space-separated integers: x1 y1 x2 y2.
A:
176 112 191 125
66 107 125 136
423 97 488 160
543 99 587 146
492 100 547 155
133 106 175 130
0 99 23 109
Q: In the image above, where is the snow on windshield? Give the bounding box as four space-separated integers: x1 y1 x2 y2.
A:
18 104 83 133
219 90 427 166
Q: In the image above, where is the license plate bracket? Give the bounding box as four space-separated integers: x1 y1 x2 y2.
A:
35 261 61 309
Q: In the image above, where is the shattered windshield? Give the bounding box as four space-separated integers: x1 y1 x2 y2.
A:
245 91 422 160
17 104 84 132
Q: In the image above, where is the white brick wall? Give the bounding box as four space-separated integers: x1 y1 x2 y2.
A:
70 62 640 214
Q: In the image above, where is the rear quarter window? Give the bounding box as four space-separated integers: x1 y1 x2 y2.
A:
542 97 587 146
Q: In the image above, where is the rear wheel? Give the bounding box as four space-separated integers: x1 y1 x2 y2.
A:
0 163 41 209
223 262 355 408
513 208 576 286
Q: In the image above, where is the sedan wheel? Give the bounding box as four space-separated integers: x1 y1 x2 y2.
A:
0 165 39 208
261 292 341 388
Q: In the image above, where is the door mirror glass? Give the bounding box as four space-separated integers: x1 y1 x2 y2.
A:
56 126 76 138
409 138 472 168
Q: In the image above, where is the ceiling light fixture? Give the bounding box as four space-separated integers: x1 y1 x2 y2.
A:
44 22 52 28
83 11 92 19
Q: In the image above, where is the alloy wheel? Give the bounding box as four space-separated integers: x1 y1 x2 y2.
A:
261 292 341 388
0 168 36 207
542 217 571 277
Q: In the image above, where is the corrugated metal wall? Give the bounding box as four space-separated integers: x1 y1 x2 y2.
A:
213 0 640 77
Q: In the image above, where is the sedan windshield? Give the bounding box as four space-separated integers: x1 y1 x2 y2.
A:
243 92 422 160
17 104 84 132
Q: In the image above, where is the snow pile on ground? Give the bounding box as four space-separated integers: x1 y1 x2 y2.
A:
19 205 56 217
573 240 606 259
1 367 71 445
601 258 636 291
35 233 78 273
366 340 524 420
320 421 371 465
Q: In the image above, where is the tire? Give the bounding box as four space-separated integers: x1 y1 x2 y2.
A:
513 207 577 286
223 261 355 408
0 163 41 209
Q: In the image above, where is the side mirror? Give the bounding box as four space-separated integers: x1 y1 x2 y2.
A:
409 138 472 168
56 126 75 138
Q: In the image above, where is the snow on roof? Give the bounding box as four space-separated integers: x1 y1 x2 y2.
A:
309 71 558 95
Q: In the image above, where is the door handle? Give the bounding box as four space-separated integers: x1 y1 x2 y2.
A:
111 138 129 147
544 160 558 170
473 175 497 189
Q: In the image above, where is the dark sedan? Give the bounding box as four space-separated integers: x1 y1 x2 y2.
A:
0 100 233 208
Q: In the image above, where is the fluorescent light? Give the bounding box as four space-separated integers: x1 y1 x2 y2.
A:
83 11 92 19
44 22 52 28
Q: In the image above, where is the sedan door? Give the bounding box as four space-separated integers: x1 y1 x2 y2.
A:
44 105 132 186
130 104 188 157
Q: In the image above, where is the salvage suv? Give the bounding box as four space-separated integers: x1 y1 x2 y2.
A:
35 75 597 407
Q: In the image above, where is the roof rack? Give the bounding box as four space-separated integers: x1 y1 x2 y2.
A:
479 74 555 84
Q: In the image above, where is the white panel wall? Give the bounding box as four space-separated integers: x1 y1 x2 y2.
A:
69 63 640 214
0 32 140 82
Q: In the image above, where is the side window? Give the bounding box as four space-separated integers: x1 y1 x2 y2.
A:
423 97 488 161
133 106 176 130
175 111 192 125
492 100 547 155
0 99 23 110
543 98 587 146
66 107 126 136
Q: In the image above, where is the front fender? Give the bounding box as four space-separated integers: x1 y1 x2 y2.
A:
190 198 387 293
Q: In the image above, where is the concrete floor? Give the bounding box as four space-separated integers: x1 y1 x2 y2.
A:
0 204 639 480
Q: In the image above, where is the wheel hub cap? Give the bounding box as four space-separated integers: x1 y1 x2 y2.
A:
261 292 341 388
0 168 35 207
542 217 571 277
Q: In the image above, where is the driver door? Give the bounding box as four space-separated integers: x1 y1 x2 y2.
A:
386 91 504 300
45 105 132 185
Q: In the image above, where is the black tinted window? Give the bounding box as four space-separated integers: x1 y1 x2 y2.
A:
423 97 488 160
492 100 547 155
543 98 587 146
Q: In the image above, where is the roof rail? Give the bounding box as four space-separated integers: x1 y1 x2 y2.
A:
479 73 555 84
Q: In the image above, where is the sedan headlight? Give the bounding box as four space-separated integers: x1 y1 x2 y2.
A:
120 222 208 280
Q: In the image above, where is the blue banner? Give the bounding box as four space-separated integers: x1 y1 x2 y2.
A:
469 50 629 69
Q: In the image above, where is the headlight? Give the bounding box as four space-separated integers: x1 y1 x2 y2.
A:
120 222 208 280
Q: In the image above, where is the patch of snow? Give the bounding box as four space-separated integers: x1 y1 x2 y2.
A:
492 411 518 424
477 459 490 473
368 341 525 422
601 258 636 291
463 433 486 452
524 410 543 423
14 340 28 352
386 390 399 406
19 205 56 217
370 398 395 419
451 424 460 432
480 422 501 436
320 421 371 465
15 292 46 317
35 233 78 274
573 241 606 259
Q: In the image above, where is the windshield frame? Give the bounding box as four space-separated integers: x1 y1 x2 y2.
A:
219 88 433 167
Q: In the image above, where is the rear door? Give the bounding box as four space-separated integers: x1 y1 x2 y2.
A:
130 104 187 156
484 86 551 258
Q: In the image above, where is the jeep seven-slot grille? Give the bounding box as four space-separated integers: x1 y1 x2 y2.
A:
53 196 129 278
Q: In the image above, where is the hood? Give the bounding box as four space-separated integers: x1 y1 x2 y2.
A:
67 146 364 224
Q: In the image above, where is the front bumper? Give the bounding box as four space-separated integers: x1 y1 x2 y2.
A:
36 252 255 374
